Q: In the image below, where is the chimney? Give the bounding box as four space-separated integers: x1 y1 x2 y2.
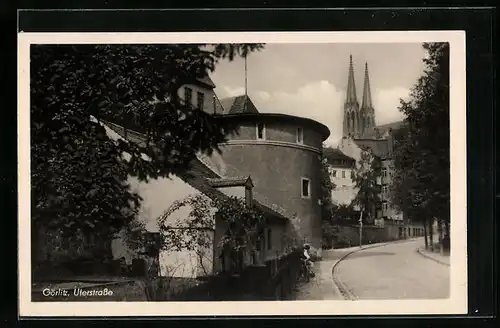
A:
245 186 253 207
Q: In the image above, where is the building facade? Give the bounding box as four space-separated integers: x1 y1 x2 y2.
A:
203 109 330 258
323 148 357 206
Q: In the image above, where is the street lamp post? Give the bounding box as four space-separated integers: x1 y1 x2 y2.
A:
359 209 363 248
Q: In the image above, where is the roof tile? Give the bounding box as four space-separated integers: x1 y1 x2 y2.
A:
215 95 260 115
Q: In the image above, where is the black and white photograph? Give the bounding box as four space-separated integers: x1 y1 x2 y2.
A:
18 31 467 316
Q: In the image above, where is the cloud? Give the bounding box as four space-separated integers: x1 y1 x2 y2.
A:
253 80 345 146
373 87 410 125
216 81 410 147
220 86 245 98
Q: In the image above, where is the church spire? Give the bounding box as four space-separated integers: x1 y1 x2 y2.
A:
343 55 360 138
361 62 373 109
346 54 358 105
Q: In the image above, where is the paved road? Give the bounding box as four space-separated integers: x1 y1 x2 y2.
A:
334 238 450 300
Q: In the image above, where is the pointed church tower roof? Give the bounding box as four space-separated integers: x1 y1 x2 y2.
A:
361 62 373 109
345 55 358 105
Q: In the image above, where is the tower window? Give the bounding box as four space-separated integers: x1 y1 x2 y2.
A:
184 87 193 106
256 123 266 140
301 178 311 198
382 201 388 211
296 127 304 144
196 92 205 110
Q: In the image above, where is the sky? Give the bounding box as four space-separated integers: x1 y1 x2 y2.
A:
210 43 427 146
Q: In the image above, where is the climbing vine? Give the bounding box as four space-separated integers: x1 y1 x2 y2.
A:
157 194 266 253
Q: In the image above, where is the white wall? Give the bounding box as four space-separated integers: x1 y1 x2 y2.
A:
328 164 357 205
158 229 214 278
109 174 218 278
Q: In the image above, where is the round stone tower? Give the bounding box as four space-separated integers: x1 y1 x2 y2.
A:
213 113 330 256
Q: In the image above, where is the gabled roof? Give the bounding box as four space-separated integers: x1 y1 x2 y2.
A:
362 120 404 139
353 138 390 158
323 147 356 164
215 95 260 115
207 176 254 189
181 165 288 223
196 75 216 89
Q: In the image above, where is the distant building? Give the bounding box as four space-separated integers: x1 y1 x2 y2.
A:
178 76 221 114
323 148 357 206
337 55 425 238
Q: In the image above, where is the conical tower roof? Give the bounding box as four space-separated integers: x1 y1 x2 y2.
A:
345 55 358 105
361 62 373 110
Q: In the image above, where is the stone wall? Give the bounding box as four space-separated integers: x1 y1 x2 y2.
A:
326 224 403 249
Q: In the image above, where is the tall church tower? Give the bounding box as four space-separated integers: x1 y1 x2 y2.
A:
360 62 376 136
342 56 376 138
342 55 360 138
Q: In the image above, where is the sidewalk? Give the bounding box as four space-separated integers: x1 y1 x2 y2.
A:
293 257 343 300
417 247 450 266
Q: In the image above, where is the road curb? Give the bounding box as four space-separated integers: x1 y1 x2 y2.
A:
416 248 450 267
331 238 422 300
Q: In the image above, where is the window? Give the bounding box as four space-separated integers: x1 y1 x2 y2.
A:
256 123 266 140
331 170 337 178
301 178 311 198
184 87 193 106
342 170 346 178
196 92 205 110
267 228 272 250
382 201 388 211
382 168 387 177
296 127 304 144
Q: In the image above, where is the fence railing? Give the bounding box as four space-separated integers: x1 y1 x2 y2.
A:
164 249 303 301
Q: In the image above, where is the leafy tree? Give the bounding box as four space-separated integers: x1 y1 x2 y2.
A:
352 147 382 224
390 42 450 250
331 203 359 225
31 44 264 264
